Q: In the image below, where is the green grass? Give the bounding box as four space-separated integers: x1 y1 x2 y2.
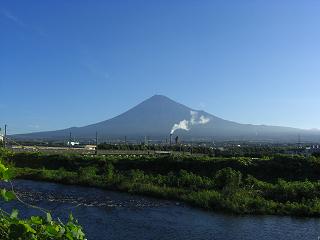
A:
4 149 320 216
11 164 320 217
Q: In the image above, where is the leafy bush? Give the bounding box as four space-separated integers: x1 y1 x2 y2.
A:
8 150 320 216
0 157 86 239
214 167 242 194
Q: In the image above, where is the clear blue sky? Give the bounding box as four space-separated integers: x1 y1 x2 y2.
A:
1 0 320 134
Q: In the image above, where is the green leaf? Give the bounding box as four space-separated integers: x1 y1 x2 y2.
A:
30 216 42 225
10 209 18 219
1 189 16 202
46 212 52 223
66 231 74 240
22 222 36 233
0 162 10 181
46 225 58 236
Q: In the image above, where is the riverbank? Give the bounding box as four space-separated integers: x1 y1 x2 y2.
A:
5 179 320 240
13 167 320 217
4 151 320 217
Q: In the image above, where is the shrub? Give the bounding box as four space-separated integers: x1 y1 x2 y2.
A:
0 156 86 239
214 167 242 194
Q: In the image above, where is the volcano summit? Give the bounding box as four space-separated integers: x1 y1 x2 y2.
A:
13 95 320 143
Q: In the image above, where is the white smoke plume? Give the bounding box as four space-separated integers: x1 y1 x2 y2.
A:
199 115 210 124
170 120 190 134
170 111 211 134
190 111 198 124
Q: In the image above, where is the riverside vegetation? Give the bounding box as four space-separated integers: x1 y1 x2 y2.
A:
0 148 86 239
2 147 320 217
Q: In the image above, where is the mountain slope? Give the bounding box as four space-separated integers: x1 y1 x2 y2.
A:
13 95 320 142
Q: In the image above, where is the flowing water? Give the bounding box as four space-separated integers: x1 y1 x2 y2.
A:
0 180 319 240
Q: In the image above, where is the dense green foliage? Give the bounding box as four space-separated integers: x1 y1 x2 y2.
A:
6 151 320 181
97 142 308 157
3 148 320 217
0 148 86 240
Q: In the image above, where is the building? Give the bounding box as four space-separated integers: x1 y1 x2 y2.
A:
84 145 96 150
67 141 80 147
0 134 3 142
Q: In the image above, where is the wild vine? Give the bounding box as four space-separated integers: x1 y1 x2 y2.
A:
0 156 86 240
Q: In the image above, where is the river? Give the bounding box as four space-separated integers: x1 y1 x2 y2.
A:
0 180 319 240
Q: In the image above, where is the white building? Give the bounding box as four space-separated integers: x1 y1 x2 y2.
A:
84 145 96 150
67 141 80 146
0 134 3 142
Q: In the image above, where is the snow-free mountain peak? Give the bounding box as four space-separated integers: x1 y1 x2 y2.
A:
13 95 320 142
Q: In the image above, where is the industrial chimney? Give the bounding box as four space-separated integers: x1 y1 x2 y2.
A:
175 136 179 145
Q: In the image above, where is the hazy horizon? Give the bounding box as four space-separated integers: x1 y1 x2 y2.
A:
1 1 320 134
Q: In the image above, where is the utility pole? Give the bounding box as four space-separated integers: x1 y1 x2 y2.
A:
191 139 193 155
69 132 72 149
95 131 98 155
4 124 7 149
